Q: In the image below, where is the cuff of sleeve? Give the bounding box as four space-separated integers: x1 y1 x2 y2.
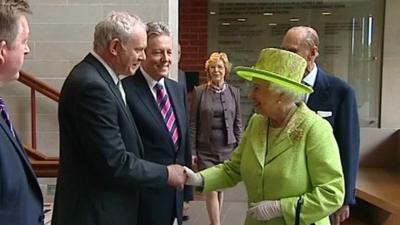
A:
280 197 298 225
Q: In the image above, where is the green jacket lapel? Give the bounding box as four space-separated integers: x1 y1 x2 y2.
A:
265 103 308 164
250 116 267 167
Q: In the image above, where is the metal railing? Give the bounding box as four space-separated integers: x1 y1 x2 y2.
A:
17 70 59 177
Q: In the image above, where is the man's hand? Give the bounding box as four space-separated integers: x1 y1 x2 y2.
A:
183 166 203 186
167 164 186 190
247 200 281 221
334 205 350 225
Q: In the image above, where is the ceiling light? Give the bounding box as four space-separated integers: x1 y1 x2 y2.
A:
268 23 277 26
209 11 216 15
290 18 300 22
221 22 231 26
237 18 247 22
322 12 332 15
263 12 273 16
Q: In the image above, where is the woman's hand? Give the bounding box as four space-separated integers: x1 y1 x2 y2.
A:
247 200 281 221
183 166 203 186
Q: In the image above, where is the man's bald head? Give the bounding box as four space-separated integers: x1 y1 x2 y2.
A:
282 26 319 73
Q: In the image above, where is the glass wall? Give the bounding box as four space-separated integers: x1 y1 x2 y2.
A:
208 0 384 127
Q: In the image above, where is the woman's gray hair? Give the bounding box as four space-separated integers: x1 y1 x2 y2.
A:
93 11 145 51
268 82 301 102
146 21 171 38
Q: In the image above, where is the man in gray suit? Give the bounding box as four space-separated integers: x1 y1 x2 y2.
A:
52 12 186 225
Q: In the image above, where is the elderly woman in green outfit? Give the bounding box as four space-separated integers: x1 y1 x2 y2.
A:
185 48 344 225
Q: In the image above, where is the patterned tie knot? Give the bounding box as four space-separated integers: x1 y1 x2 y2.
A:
154 83 164 96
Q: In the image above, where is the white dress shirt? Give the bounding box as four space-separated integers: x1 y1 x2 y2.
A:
91 51 126 104
302 63 318 103
140 67 168 101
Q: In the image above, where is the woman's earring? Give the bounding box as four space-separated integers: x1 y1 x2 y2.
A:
277 100 282 104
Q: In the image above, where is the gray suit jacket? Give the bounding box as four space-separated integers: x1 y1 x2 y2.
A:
190 84 242 154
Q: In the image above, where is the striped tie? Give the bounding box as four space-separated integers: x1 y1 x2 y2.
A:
154 83 179 149
0 97 15 137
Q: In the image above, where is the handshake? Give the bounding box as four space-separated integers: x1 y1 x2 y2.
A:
166 165 203 190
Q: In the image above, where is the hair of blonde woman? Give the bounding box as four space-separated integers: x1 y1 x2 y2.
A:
0 0 31 47
93 11 145 51
205 52 232 80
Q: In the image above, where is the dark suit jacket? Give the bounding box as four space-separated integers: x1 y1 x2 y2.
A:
307 67 360 205
0 119 44 225
122 70 193 225
52 53 169 225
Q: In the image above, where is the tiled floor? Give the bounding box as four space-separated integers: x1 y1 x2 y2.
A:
184 183 248 225
42 182 249 225
183 201 247 225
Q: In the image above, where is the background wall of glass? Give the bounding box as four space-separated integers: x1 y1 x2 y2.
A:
208 0 384 127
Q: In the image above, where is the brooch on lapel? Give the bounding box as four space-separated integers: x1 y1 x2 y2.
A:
286 107 306 142
289 127 304 141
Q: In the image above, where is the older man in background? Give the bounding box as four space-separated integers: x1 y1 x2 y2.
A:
282 26 360 225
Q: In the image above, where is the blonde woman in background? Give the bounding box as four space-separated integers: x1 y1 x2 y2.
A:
190 52 243 225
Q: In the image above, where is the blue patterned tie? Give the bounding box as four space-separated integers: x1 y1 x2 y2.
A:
0 97 15 137
154 83 179 150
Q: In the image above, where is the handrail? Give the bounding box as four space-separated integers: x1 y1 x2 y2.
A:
18 71 59 102
24 145 58 161
17 70 59 177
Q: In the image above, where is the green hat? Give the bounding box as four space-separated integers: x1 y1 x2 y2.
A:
235 48 313 93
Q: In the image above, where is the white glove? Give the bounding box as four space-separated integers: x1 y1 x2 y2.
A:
183 166 203 186
247 200 282 221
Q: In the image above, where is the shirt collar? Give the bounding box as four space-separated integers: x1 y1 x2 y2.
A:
91 51 119 85
140 66 165 89
302 63 318 87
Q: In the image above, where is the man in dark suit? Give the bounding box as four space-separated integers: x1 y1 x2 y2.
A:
0 1 45 224
122 22 193 225
282 26 360 225
52 12 187 225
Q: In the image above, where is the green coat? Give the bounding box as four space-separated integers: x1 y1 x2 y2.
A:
200 103 344 225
